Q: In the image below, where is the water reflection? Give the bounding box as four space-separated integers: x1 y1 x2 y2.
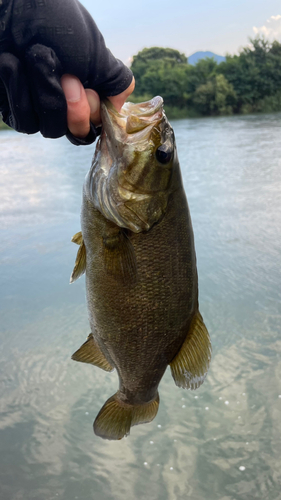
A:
0 114 281 499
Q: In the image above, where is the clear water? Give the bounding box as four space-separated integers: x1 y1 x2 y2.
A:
0 113 281 500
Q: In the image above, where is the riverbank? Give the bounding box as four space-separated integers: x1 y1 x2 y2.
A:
129 89 281 119
131 40 281 119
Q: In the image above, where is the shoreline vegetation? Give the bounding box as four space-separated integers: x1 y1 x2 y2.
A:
130 37 281 119
1 36 281 129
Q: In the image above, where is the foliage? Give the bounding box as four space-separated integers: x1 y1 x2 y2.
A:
256 89 281 113
131 47 189 107
0 117 10 130
219 38 281 111
192 74 236 115
129 39 281 117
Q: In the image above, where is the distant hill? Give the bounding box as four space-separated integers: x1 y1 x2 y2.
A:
188 51 226 65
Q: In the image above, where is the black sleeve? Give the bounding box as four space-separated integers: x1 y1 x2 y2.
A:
0 0 133 140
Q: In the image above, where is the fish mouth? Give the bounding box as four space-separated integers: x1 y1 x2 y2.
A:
100 96 164 144
120 95 163 118
102 95 163 118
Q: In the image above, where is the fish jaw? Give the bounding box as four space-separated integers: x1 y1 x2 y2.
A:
85 96 177 233
99 97 166 167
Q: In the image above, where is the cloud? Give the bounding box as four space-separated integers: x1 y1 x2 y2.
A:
253 14 281 39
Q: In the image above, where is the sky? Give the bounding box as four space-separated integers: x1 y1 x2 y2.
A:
79 0 281 64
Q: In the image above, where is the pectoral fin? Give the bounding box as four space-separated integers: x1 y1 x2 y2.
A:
103 230 137 283
170 311 212 390
70 233 86 283
71 334 113 372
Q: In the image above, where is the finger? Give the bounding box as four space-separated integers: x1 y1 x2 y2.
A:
25 44 67 138
0 52 39 133
108 77 135 112
61 75 91 138
85 89 101 126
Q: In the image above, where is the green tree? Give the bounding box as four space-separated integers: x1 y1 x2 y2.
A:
192 74 236 115
132 47 187 66
215 74 237 114
131 47 189 106
220 37 281 110
128 38 281 118
192 79 215 115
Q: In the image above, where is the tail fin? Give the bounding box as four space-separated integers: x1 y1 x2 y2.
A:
94 392 159 440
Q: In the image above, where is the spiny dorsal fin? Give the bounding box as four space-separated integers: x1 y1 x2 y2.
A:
103 230 137 284
70 237 86 283
71 231 83 245
170 311 212 390
94 391 159 440
71 334 113 372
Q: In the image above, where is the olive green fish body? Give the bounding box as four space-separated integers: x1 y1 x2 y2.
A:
71 97 211 440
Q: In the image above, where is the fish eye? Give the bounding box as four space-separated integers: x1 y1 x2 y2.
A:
156 145 173 165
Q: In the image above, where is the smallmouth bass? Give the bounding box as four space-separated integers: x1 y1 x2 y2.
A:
71 96 211 440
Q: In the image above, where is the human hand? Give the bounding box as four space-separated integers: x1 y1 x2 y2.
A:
0 0 134 143
61 75 135 139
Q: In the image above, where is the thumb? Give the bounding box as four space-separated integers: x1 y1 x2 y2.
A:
61 74 91 138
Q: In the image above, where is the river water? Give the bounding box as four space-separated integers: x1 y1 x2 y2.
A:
0 113 281 500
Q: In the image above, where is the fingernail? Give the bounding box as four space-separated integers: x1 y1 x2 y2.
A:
61 76 81 102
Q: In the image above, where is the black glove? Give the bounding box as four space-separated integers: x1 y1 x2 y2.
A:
0 0 133 143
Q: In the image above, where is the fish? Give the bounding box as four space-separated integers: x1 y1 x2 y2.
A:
70 96 211 440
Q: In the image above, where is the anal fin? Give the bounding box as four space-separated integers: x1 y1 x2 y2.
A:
170 311 212 390
71 334 113 372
